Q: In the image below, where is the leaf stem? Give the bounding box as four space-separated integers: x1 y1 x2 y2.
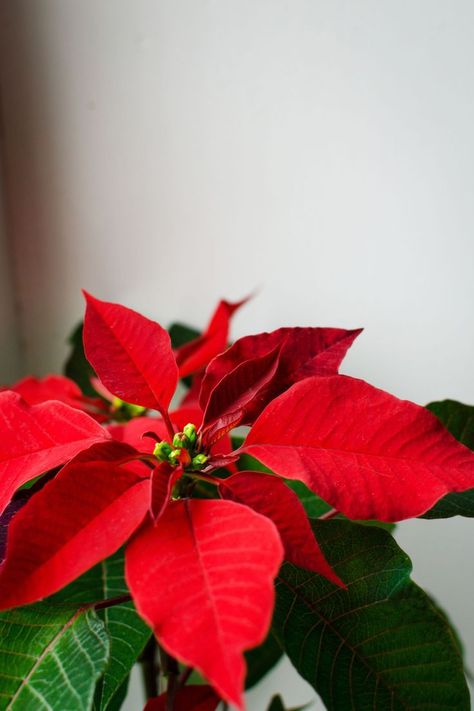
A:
93 593 132 610
319 507 339 520
158 646 179 710
162 410 176 441
139 637 159 699
187 472 221 486
177 665 193 688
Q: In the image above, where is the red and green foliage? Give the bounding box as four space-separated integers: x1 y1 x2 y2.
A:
0 294 473 710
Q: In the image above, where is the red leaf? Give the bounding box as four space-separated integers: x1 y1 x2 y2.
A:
200 327 362 423
200 345 281 447
83 292 178 416
0 390 110 515
126 499 283 709
220 471 343 586
175 298 247 378
150 462 182 521
144 686 220 711
109 417 170 454
11 374 108 421
243 375 474 521
0 452 150 609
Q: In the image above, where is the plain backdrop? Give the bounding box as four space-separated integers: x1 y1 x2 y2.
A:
1 2 473 708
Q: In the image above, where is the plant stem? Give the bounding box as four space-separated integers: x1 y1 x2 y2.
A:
177 666 193 688
139 637 159 699
319 507 339 520
162 410 176 441
94 593 132 610
159 646 179 710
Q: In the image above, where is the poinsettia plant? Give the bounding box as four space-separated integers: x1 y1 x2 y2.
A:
0 292 473 711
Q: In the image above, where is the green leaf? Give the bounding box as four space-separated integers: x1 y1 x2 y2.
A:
64 322 97 396
245 629 283 689
168 322 200 349
422 400 474 518
273 519 469 710
427 399 474 448
285 480 331 518
0 603 109 710
93 677 128 711
51 549 151 711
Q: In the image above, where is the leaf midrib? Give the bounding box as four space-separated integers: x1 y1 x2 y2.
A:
276 573 431 711
5 609 82 710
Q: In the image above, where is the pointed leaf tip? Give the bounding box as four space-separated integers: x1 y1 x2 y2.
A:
244 375 474 521
126 498 284 709
83 292 178 416
220 471 344 587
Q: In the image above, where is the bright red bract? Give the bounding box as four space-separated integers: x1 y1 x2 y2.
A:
244 375 474 521
0 391 110 515
126 499 283 710
1 292 473 709
83 292 178 416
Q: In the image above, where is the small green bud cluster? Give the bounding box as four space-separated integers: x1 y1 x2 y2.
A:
153 423 208 470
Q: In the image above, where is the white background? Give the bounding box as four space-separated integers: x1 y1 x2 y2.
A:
1 2 473 708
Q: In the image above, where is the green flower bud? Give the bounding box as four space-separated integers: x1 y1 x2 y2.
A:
173 432 189 449
191 453 208 470
183 423 197 446
153 441 173 462
169 448 182 465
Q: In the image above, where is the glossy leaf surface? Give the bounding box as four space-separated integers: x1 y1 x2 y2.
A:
83 292 178 415
0 604 109 710
273 520 469 710
244 376 474 520
220 471 342 585
126 498 284 709
0 390 109 515
0 456 150 610
51 549 151 711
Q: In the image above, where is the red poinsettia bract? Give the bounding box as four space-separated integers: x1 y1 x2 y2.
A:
1 293 474 708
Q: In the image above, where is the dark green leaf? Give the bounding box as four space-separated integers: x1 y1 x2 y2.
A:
245 629 283 689
422 400 474 518
93 677 129 711
64 322 97 396
168 322 200 349
427 399 474 448
285 480 331 518
0 603 109 710
51 549 151 711
273 519 469 710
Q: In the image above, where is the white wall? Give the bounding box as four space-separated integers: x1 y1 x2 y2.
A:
0 152 21 382
1 2 474 708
